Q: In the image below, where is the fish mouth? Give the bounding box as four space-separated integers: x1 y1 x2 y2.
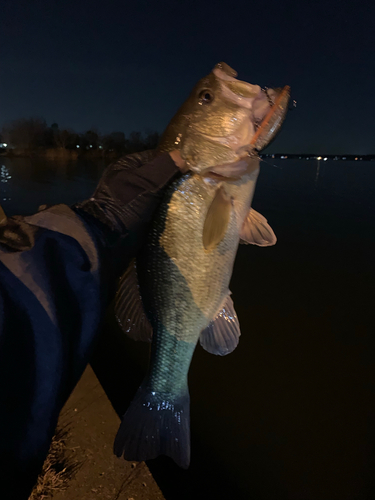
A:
187 76 290 180
198 86 290 180
201 85 291 171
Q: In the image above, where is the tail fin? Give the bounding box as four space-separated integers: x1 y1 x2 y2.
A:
114 384 191 469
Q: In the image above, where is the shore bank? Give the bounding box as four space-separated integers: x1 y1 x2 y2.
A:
30 365 165 500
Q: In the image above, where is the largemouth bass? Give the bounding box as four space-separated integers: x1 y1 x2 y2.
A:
114 62 290 468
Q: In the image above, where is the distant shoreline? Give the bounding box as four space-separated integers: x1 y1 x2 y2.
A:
0 148 134 160
261 153 375 161
1 149 374 162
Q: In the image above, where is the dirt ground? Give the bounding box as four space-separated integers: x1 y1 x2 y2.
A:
30 365 165 500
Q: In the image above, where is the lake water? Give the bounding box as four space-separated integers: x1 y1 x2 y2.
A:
0 156 106 216
2 156 375 500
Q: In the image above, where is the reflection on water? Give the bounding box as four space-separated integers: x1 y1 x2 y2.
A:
1 157 109 216
1 164 12 183
315 159 320 187
1 164 12 202
254 158 375 215
2 157 375 217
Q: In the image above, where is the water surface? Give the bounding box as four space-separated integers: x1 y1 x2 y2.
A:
0 156 108 216
2 156 374 500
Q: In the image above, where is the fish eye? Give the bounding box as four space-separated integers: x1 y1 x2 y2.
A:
198 90 214 104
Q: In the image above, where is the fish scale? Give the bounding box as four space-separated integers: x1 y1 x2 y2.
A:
113 62 289 468
143 170 259 341
139 170 259 392
114 168 259 468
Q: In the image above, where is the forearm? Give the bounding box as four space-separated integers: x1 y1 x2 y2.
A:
0 150 181 301
74 151 179 233
71 151 180 277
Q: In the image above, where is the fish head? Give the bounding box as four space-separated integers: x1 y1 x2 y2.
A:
158 62 290 175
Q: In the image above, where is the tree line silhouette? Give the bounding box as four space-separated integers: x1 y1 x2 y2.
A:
0 118 160 156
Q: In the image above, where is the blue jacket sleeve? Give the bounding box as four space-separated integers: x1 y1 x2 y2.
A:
0 150 180 497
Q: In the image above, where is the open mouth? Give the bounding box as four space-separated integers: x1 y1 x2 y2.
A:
198 86 290 180
251 86 290 151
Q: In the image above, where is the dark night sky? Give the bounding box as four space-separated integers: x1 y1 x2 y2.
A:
1 0 374 154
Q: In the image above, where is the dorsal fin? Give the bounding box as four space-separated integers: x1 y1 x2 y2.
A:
114 259 153 342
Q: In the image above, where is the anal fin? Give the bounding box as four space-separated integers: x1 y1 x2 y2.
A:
200 294 241 356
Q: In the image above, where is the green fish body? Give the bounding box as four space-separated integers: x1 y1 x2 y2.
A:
114 63 289 467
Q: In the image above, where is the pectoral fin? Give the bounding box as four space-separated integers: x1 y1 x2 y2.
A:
114 259 153 342
203 185 232 252
199 294 241 356
240 208 276 247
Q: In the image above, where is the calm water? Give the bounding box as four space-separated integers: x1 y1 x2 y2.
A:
0 156 107 216
2 156 375 500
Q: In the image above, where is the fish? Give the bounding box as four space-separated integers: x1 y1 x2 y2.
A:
113 62 290 468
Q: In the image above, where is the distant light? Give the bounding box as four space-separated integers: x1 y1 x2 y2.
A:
299 156 301 159
272 154 275 158
355 157 358 160
317 156 322 160
90 145 93 148
281 155 285 159
323 157 327 161
1 143 7 148
99 145 103 149
307 157 309 160
76 145 80 148
342 157 346 160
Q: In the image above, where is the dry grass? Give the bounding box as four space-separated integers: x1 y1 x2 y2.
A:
28 426 82 500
